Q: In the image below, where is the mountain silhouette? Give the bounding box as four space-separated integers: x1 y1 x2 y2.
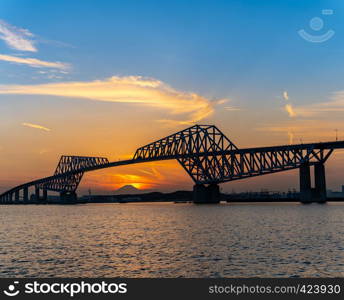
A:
114 185 143 195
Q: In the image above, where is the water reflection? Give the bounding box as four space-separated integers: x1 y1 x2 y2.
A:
1 202 344 277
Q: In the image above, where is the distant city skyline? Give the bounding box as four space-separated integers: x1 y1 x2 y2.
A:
1 0 344 194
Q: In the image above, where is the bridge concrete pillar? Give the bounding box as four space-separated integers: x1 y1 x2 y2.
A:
35 187 40 202
60 191 77 203
193 184 220 204
23 187 29 203
193 184 207 203
15 190 20 203
299 163 312 204
42 189 48 202
207 183 221 203
314 162 327 203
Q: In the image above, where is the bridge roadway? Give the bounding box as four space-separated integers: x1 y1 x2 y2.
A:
1 124 344 204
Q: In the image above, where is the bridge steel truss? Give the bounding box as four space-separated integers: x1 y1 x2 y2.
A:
134 125 334 185
37 156 109 193
0 124 343 204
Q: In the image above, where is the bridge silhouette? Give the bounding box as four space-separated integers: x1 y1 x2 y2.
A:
1 124 343 204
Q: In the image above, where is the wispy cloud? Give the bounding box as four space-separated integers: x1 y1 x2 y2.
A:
22 122 51 132
292 91 344 117
36 37 75 49
0 54 69 70
287 130 294 144
257 119 343 143
0 20 70 72
0 76 224 124
284 103 296 117
283 91 289 101
39 149 50 154
224 106 240 111
280 90 296 117
260 90 344 144
0 20 36 52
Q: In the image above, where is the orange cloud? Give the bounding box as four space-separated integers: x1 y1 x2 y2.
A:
0 76 226 124
284 103 297 117
22 122 51 132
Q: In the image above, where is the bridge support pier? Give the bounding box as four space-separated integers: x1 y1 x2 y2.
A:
15 190 19 203
60 191 77 203
35 187 40 202
193 184 220 204
299 163 312 204
42 189 48 202
314 162 327 203
23 187 28 203
299 162 327 203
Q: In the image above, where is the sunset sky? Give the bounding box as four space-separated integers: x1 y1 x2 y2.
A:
1 0 344 194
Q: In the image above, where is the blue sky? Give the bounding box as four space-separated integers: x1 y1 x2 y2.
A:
1 0 342 94
1 0 344 193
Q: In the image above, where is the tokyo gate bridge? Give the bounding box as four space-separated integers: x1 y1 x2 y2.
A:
1 124 343 204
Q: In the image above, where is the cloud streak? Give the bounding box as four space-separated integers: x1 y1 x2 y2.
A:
0 54 69 70
0 20 36 52
283 91 289 101
0 76 222 124
292 91 344 117
257 119 343 144
22 122 51 132
224 106 240 111
284 103 296 117
287 130 294 144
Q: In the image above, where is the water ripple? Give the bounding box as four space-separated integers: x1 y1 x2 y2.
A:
1 202 344 277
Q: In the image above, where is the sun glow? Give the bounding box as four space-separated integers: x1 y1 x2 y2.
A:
128 183 150 190
80 161 191 193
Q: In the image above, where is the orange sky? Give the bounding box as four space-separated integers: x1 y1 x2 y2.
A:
1 103 344 195
2 3 344 195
